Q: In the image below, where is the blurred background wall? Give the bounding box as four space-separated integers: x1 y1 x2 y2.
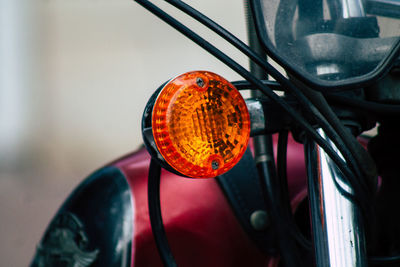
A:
0 0 247 265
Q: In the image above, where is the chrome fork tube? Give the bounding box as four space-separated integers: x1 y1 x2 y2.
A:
305 129 367 267
340 0 365 18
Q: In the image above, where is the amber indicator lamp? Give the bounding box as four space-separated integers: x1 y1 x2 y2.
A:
150 71 250 178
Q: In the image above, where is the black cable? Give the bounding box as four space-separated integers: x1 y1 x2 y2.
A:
256 159 303 267
237 85 374 210
326 94 400 114
297 91 376 224
138 2 400 265
232 79 283 91
134 0 379 228
277 131 312 251
232 80 400 114
146 123 394 266
277 131 291 214
133 0 359 188
164 0 298 99
233 81 400 118
148 159 177 267
301 89 377 191
165 0 289 88
134 0 374 262
159 0 373 210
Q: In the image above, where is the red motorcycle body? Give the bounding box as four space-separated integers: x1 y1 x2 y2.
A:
31 136 308 267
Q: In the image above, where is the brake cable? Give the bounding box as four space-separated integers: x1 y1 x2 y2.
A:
277 130 312 251
148 159 177 267
161 0 375 210
135 0 377 264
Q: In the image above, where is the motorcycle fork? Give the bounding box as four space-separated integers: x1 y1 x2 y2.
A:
305 129 368 267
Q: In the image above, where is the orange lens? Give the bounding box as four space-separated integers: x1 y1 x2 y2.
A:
152 71 250 178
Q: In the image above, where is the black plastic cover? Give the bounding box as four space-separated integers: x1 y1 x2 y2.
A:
30 167 133 267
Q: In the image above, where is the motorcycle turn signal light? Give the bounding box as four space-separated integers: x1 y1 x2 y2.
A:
142 71 250 178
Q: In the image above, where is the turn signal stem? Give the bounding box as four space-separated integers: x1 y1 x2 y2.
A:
246 98 296 136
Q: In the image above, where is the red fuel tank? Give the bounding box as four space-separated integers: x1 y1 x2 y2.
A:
113 135 308 267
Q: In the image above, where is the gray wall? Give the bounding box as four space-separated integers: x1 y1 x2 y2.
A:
0 1 247 265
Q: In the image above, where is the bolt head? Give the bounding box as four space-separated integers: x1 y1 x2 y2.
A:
196 77 205 87
211 160 219 170
250 210 269 231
